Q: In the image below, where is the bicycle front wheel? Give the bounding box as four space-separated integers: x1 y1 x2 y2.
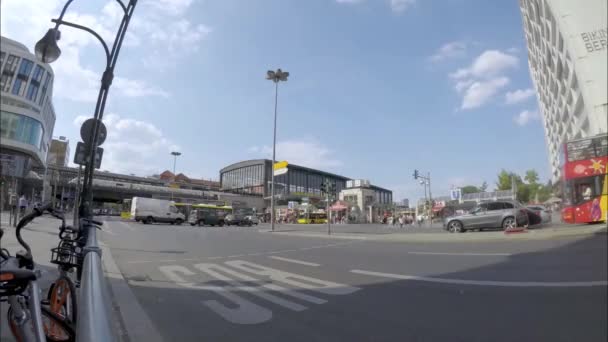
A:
8 305 75 342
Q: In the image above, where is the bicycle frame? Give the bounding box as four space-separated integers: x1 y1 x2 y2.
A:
4 259 46 342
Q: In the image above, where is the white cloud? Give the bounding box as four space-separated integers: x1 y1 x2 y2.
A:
461 77 510 110
248 140 342 170
449 49 519 110
0 0 208 101
514 109 540 126
429 41 467 63
449 50 518 80
335 0 415 13
73 113 180 175
505 88 535 105
390 0 415 13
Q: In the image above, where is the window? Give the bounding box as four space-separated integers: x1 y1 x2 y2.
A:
11 58 33 96
487 202 504 211
1 54 20 92
0 111 44 149
0 52 5 69
503 202 515 209
26 65 45 102
38 71 52 106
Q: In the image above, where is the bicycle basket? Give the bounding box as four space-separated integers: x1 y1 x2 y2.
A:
50 243 81 269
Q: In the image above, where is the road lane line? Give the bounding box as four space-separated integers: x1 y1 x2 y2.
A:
268 256 320 267
408 252 511 256
227 254 245 258
350 269 608 287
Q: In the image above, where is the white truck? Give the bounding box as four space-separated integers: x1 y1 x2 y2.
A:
130 197 185 225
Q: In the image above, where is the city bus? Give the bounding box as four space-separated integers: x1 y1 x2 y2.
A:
174 202 233 221
297 212 328 224
561 133 608 224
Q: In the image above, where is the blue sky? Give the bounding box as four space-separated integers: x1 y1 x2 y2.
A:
1 0 549 202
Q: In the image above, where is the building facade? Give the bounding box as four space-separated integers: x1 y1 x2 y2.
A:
219 159 393 214
220 159 349 201
519 0 607 182
1 36 56 205
47 136 70 167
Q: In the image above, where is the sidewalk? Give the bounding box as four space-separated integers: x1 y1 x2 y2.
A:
262 222 608 243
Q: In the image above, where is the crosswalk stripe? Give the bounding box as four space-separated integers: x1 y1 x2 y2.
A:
268 256 320 267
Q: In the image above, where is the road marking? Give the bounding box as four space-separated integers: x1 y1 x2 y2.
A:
159 265 272 325
226 260 360 295
227 254 245 258
268 256 320 267
350 269 608 287
193 263 307 311
407 252 512 256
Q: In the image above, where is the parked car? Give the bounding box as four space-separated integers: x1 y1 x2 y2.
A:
188 209 224 227
443 200 529 233
224 213 253 226
245 215 259 225
526 205 552 224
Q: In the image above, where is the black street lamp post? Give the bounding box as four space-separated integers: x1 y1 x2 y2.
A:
35 0 138 219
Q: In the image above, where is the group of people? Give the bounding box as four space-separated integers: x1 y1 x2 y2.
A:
383 214 415 228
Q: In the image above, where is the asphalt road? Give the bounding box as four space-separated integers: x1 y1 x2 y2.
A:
95 218 608 342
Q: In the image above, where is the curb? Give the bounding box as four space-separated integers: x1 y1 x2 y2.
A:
263 226 607 243
100 238 164 342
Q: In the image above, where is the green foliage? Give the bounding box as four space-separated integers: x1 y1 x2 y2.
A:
495 168 553 204
461 185 480 194
524 169 539 184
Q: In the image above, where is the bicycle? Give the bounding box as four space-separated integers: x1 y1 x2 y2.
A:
0 204 75 341
46 210 82 326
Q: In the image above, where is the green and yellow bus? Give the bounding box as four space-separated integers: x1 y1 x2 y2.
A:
297 212 328 224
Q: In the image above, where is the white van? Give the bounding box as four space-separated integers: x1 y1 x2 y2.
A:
130 197 185 225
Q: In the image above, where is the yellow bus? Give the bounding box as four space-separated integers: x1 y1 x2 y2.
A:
297 212 328 224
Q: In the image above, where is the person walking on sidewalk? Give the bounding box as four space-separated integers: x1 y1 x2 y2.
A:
18 195 27 219
398 215 404 229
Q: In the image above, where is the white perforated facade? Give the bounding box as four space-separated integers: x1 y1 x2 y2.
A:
519 0 607 182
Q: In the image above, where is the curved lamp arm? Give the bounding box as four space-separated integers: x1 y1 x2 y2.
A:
51 19 111 67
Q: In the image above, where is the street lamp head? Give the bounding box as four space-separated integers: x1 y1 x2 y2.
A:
35 29 62 64
171 151 181 157
266 69 289 82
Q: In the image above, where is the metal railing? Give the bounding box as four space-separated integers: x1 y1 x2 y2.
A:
461 190 515 202
76 223 115 341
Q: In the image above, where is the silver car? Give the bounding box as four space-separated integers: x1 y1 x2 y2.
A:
443 200 529 233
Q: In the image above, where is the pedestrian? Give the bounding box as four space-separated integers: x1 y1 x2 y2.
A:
398 215 404 229
18 195 27 218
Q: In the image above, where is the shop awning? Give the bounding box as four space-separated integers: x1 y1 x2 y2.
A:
329 200 349 211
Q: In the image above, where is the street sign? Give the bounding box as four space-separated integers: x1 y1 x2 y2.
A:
80 118 107 146
74 142 103 169
273 167 288 176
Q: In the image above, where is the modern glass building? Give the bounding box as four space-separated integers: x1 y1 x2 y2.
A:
520 0 607 182
219 159 393 207
1 36 56 176
1 36 56 205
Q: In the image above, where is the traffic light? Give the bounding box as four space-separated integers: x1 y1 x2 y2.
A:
413 169 419 179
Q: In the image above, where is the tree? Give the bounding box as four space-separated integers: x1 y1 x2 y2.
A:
524 169 539 185
480 181 488 192
496 170 511 190
517 183 531 203
496 170 521 191
461 185 480 194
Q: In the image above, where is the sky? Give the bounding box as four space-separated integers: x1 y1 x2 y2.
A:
0 0 550 203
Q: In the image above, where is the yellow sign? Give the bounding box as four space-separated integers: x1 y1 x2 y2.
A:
169 183 180 189
273 161 288 170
